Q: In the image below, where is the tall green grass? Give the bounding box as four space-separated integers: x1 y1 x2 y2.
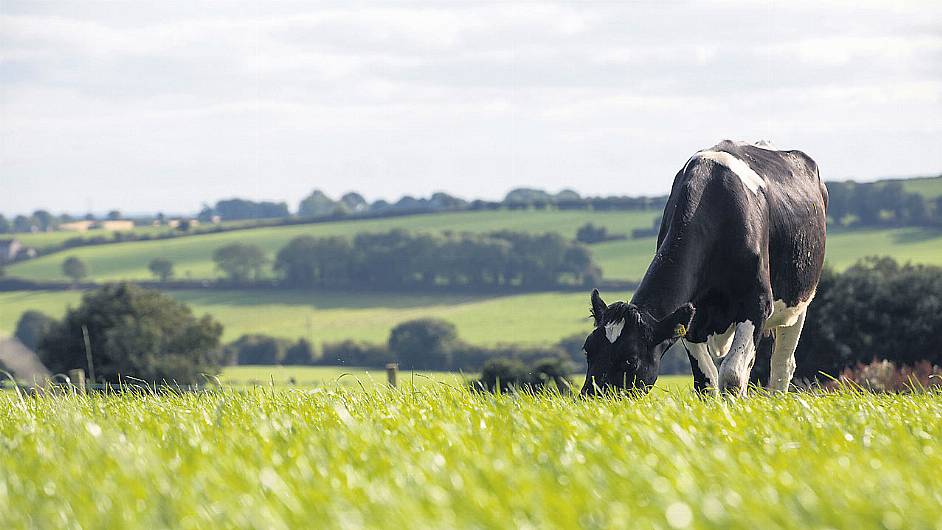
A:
1 387 939 529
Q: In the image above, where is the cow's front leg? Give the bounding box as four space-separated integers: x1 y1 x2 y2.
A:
717 320 762 396
682 340 719 396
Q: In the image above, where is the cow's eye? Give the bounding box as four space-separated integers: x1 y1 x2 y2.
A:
581 349 588 358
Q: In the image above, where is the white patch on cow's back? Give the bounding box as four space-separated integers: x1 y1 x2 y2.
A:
696 150 765 195
604 318 625 343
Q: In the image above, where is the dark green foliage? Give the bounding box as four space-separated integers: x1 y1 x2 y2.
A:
298 190 339 218
475 357 573 393
794 257 942 379
62 256 88 283
148 258 174 282
750 257 942 385
0 214 9 233
320 340 392 367
212 243 267 282
575 223 610 244
389 318 458 370
212 199 290 221
14 310 56 351
826 180 942 227
36 283 224 384
226 334 287 365
275 229 599 290
283 339 316 365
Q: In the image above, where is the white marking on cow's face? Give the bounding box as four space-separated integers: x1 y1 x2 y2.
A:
697 150 765 195
604 319 625 343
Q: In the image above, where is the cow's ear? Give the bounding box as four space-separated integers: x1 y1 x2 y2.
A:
653 303 695 343
590 289 607 326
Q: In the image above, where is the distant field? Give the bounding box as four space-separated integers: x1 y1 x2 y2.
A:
897 174 942 200
10 220 264 252
0 289 603 346
7 209 942 283
5 210 658 282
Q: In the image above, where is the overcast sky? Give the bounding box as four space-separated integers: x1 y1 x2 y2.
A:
1 1 940 216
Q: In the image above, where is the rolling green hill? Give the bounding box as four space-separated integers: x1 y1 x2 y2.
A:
897 174 942 200
5 210 658 282
7 210 942 283
0 289 598 346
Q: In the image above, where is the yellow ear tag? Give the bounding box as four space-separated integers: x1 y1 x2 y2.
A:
674 324 687 338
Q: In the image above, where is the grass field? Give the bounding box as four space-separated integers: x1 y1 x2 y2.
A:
898 174 942 200
217 366 691 391
0 289 601 345
7 210 942 283
1 387 938 529
5 210 659 282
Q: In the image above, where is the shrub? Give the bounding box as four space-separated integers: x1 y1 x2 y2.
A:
824 360 942 393
14 310 56 351
320 340 391 367
389 318 458 370
148 258 174 282
227 334 288 365
37 283 224 384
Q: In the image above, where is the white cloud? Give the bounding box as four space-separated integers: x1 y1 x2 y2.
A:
1 1 940 214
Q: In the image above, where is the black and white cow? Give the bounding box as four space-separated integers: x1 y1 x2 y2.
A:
580 140 828 396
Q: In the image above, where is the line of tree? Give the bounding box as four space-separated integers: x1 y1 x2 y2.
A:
269 229 600 290
827 180 942 228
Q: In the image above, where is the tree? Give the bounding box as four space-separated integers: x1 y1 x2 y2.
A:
32 210 55 231
283 339 315 365
214 199 289 221
212 243 267 282
107 210 122 220
0 214 9 233
389 318 458 370
226 334 286 365
148 258 175 282
62 256 88 284
37 283 224 384
13 215 33 233
298 190 337 218
14 311 57 351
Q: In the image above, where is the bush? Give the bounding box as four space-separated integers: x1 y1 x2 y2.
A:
226 334 288 365
14 310 56 351
474 357 572 393
823 360 942 393
37 283 224 385
794 257 942 381
320 340 392 367
212 243 267 282
284 339 316 365
389 318 458 370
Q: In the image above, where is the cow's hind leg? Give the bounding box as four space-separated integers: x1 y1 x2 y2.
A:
769 309 806 392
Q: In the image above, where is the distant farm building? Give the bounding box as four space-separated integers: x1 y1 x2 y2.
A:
60 220 96 232
99 220 135 232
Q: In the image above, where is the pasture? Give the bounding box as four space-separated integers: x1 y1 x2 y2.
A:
217 366 692 391
0 289 599 346
1 387 939 529
7 210 942 283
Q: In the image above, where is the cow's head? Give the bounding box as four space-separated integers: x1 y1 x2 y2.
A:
580 289 695 396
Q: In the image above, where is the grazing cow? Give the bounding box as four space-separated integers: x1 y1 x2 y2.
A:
581 140 827 396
